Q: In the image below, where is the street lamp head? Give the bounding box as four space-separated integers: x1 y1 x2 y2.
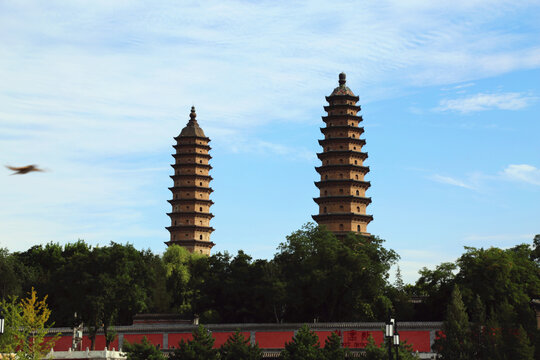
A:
385 321 394 338
393 331 400 346
0 311 5 335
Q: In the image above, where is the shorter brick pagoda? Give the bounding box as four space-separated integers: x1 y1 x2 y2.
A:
166 106 215 255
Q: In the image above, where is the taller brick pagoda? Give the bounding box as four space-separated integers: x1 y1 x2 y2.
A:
312 73 373 236
166 106 215 255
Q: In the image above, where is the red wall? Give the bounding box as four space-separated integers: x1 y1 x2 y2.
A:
212 332 250 348
168 333 193 349
255 331 295 348
47 328 432 352
124 334 163 348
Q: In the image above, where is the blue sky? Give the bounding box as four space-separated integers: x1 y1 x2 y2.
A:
1 0 539 283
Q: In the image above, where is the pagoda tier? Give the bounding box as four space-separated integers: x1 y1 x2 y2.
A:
312 73 373 236
166 106 215 255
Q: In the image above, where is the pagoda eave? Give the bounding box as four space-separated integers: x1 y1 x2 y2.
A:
318 137 365 146
167 212 214 219
166 225 215 232
324 104 361 112
168 199 214 205
325 94 359 102
316 151 368 160
170 174 213 181
314 179 371 188
172 153 212 160
315 164 370 173
312 213 373 222
320 125 364 134
313 196 372 205
321 115 363 122
173 144 211 150
168 186 214 193
165 239 215 248
173 135 210 142
171 163 212 169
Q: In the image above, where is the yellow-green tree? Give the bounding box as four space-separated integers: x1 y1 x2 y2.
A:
0 288 59 360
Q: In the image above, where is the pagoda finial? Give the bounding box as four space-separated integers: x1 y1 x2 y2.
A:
339 72 346 86
190 106 197 121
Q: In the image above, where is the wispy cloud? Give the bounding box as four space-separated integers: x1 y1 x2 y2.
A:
502 164 540 186
430 174 477 189
436 92 537 113
463 233 534 242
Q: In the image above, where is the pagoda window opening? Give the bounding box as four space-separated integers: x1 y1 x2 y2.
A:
339 224 344 230
357 225 361 231
323 207 327 213
340 205 344 209
357 206 360 212
356 190 360 195
355 175 359 179
354 146 356 150
199 207 203 211
339 174 343 178
325 175 329 180
352 134 356 138
355 160 358 165
199 235 203 240
199 160 202 164
200 221 203 225
174 220 177 225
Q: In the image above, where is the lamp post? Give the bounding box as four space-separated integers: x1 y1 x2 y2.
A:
385 318 394 360
393 327 400 360
0 310 5 335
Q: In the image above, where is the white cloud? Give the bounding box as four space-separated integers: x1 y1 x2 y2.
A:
436 92 537 113
502 164 540 186
463 233 534 242
430 174 477 189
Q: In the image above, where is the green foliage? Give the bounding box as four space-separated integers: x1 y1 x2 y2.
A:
163 245 196 315
362 334 419 360
321 332 348 360
281 325 323 360
219 330 262 360
170 325 219 360
0 296 22 353
123 336 165 360
275 223 398 322
433 286 473 360
0 288 59 360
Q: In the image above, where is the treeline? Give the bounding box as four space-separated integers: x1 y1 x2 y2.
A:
1 224 539 357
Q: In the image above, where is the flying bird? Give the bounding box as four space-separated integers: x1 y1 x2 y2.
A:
5 165 46 175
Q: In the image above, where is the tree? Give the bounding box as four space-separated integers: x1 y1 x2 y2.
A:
219 330 262 360
280 325 323 360
169 325 219 360
123 337 165 360
433 286 472 360
321 332 348 360
362 334 419 360
412 262 456 321
274 223 398 322
0 288 59 360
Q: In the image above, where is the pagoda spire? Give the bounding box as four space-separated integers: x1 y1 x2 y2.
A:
312 73 373 236
166 106 215 255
